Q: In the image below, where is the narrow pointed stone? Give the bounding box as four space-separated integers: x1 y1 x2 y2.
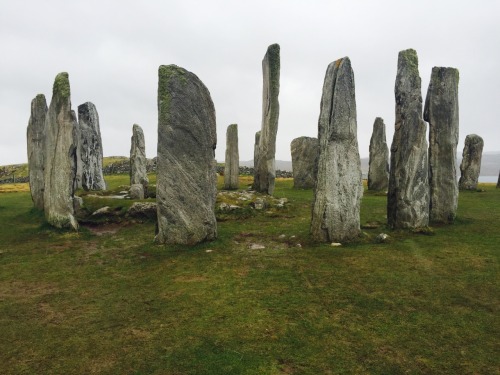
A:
253 43 280 195
156 64 217 245
459 134 484 190
78 102 106 191
253 131 261 171
311 57 363 242
27 94 48 210
424 67 460 223
130 124 149 196
43 72 78 230
290 136 318 189
368 117 389 191
224 124 239 190
387 49 429 229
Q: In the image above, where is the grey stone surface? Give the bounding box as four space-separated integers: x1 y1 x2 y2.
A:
367 117 389 191
459 134 484 190
127 202 157 219
311 57 363 242
253 44 280 195
497 170 500 189
387 49 429 229
253 131 261 171
43 72 79 230
424 67 460 223
290 136 318 189
224 124 239 190
78 102 106 191
26 94 48 210
130 124 149 196
129 183 144 200
156 64 217 245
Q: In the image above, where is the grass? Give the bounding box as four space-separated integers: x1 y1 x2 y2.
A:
0 176 498 374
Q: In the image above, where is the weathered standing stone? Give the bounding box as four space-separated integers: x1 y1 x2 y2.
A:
156 64 217 245
497 170 500 189
387 49 429 229
459 134 484 190
367 117 389 191
43 72 78 230
253 43 280 195
290 136 318 189
424 67 460 223
78 102 106 191
129 184 144 200
27 94 48 210
224 124 239 190
311 57 363 242
130 124 149 196
253 131 261 171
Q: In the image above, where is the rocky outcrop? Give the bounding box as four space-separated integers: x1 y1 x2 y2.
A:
156 64 217 245
78 102 106 191
459 134 484 190
43 72 79 230
290 136 318 189
311 57 363 242
224 124 239 190
253 44 280 195
387 49 429 229
367 117 389 191
27 94 48 210
424 67 460 223
130 124 149 195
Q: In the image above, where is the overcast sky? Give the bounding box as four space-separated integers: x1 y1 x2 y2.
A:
1 0 499 165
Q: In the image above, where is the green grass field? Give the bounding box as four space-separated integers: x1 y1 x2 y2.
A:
0 176 498 374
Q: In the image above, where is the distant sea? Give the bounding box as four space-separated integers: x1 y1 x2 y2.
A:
479 176 498 183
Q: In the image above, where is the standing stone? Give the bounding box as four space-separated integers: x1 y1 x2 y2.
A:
130 124 149 196
253 43 280 195
311 57 363 242
459 134 484 190
253 131 261 171
43 72 78 230
156 65 217 245
224 124 239 190
387 49 429 229
424 67 460 223
78 102 106 191
290 136 318 189
496 170 500 189
367 117 389 191
27 94 48 210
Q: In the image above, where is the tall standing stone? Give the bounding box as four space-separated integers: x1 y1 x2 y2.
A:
459 134 484 190
27 94 48 210
43 72 78 230
367 117 389 191
496 170 500 189
156 65 217 245
130 124 149 195
387 49 429 229
424 67 460 223
290 136 318 189
224 124 239 190
78 102 106 191
253 131 261 171
253 43 280 195
311 57 363 242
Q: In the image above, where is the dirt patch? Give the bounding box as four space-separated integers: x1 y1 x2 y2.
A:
0 281 59 300
83 223 123 236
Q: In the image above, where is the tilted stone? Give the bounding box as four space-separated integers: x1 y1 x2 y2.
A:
424 67 460 223
367 117 389 191
156 64 217 245
253 43 280 195
387 49 429 229
459 134 484 190
311 57 363 242
224 124 239 190
27 94 48 210
290 136 318 189
78 102 106 191
130 124 149 195
43 72 78 230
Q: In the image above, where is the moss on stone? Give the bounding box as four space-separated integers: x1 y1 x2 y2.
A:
53 72 71 99
399 49 419 75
